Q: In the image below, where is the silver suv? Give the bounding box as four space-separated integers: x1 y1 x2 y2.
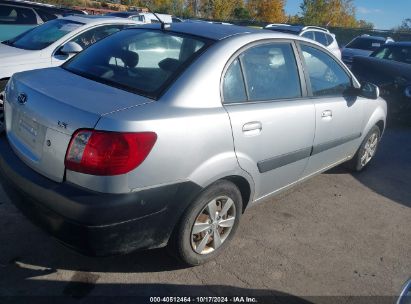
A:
0 23 387 265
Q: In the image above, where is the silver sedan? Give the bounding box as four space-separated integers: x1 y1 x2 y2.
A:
0 23 386 265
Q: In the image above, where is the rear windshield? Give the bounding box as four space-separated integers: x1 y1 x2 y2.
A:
346 37 384 51
3 19 83 50
64 29 211 99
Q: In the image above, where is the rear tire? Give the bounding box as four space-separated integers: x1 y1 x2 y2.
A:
347 125 381 172
168 180 242 266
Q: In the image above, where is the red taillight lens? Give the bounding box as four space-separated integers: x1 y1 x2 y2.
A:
65 130 157 176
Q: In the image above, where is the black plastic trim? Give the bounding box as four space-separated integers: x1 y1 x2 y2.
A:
257 147 312 173
311 133 362 155
0 135 203 255
257 133 362 173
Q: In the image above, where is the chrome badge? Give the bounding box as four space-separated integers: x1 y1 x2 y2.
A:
17 93 28 105
57 121 68 129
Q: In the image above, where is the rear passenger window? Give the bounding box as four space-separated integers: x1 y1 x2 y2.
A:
239 43 301 101
314 32 328 46
0 5 37 25
70 25 126 49
223 59 247 103
302 31 314 40
36 9 56 22
301 44 351 97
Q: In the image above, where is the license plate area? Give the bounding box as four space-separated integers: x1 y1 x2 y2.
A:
11 109 46 159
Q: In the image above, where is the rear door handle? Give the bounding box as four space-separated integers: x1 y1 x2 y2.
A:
321 110 333 118
242 121 262 136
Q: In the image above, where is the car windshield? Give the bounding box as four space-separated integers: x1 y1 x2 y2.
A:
346 37 385 51
3 19 83 50
372 45 411 64
63 29 211 99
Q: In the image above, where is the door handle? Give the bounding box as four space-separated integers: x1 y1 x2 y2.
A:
242 121 262 136
321 110 333 118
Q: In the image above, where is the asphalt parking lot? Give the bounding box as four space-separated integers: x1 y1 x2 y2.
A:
0 125 410 302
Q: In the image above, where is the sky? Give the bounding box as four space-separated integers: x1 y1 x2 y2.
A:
285 0 411 30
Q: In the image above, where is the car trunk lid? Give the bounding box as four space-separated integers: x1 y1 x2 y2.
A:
4 67 153 182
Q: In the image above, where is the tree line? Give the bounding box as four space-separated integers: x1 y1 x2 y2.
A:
37 0 409 30
134 0 374 28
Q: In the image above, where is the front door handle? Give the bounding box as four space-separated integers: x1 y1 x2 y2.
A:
321 110 333 119
242 121 262 136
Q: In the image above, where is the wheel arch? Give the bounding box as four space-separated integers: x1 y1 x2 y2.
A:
362 103 387 141
376 120 385 135
223 175 252 213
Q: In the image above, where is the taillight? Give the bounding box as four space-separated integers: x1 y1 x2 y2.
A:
65 129 157 176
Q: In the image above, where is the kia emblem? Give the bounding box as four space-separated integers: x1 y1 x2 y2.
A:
17 93 28 105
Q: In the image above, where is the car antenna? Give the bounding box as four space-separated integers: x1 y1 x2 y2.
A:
143 1 170 30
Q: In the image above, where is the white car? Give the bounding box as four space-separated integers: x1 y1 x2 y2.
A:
265 24 341 59
0 15 141 91
105 11 173 24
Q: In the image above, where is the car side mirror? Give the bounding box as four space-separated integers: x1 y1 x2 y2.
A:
360 82 380 100
397 278 411 304
60 42 83 55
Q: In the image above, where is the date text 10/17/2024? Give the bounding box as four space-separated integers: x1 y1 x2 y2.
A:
150 297 258 303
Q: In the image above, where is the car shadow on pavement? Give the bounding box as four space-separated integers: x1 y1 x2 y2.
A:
0 224 315 303
325 125 411 208
0 272 313 304
0 255 312 302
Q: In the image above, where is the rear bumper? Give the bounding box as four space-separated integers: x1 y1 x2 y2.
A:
0 134 202 256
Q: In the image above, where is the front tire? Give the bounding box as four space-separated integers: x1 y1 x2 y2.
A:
348 125 381 171
169 180 242 266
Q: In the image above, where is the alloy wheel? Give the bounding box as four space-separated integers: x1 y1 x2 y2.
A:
360 132 378 167
191 196 236 255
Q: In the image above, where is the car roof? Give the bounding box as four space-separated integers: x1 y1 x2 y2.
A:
382 41 411 47
62 14 140 25
357 35 388 41
265 25 330 33
126 22 262 41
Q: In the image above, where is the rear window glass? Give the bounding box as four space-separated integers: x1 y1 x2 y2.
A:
0 5 37 25
326 34 334 46
35 9 57 22
64 29 211 99
5 18 83 50
346 37 384 51
314 32 328 46
301 31 314 40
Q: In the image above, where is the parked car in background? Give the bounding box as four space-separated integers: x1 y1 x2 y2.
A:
351 42 411 122
342 34 394 67
0 23 386 266
0 0 85 42
187 19 232 25
105 11 172 24
0 15 140 92
264 24 341 59
171 17 184 23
